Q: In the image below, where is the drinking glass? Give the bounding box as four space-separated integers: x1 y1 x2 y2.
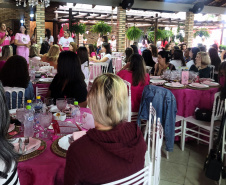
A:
16 108 26 132
44 98 54 109
81 112 87 127
56 98 67 112
40 112 52 139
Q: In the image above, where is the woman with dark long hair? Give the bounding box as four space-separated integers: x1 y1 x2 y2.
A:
124 47 133 63
170 49 186 68
89 43 111 64
14 25 31 64
77 46 89 81
0 82 20 184
40 41 50 55
186 47 200 70
142 49 155 67
87 44 96 59
209 47 221 81
117 54 150 112
130 45 139 54
47 51 87 107
0 55 34 108
45 29 54 46
150 45 158 63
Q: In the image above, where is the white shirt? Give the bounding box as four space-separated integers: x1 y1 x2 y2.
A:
170 60 183 68
97 38 102 47
103 54 111 64
59 37 74 48
109 40 116 52
45 36 54 45
81 61 89 81
186 60 194 70
152 56 158 63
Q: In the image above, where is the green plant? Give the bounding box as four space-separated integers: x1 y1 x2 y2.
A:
70 23 86 35
147 29 173 42
126 26 143 41
90 21 112 36
194 28 210 38
176 33 184 42
220 45 226 50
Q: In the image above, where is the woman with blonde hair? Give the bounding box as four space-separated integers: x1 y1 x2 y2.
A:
69 42 77 53
41 44 60 69
190 51 211 78
64 73 146 185
0 45 13 71
29 44 41 64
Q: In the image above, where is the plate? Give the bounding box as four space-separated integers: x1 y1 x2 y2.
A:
202 81 219 87
189 83 209 89
8 124 15 133
199 78 214 82
49 105 60 113
164 83 184 88
38 78 53 83
58 134 72 151
150 80 166 85
150 76 163 80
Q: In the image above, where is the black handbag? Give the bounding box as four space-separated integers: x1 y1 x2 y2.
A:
203 112 226 181
195 108 212 122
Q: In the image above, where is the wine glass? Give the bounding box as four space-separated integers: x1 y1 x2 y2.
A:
56 98 67 112
40 112 52 139
81 112 87 127
16 108 26 132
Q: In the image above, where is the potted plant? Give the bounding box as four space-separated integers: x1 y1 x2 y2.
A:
90 21 112 36
70 23 86 35
194 28 210 38
147 29 173 42
126 26 143 41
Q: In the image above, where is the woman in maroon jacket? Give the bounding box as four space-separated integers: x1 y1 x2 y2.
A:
64 74 146 185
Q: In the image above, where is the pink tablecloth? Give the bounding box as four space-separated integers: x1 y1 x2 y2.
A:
18 108 92 185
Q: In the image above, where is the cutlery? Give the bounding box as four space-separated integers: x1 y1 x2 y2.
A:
24 137 29 154
18 138 23 154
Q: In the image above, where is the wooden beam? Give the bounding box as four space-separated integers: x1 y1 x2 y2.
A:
69 8 72 31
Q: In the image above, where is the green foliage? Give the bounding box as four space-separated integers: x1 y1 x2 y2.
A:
126 26 143 41
70 23 86 35
90 21 112 36
194 28 210 38
220 45 226 50
176 33 184 42
147 29 173 42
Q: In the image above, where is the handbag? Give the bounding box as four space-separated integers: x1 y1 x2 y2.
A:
195 108 212 122
203 112 226 181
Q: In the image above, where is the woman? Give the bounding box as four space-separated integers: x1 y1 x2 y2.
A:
87 44 96 59
142 49 155 68
14 25 31 64
109 35 116 52
184 48 191 63
64 74 146 185
117 54 150 112
170 49 186 68
77 46 89 81
0 55 34 109
0 82 20 185
40 41 50 55
141 35 148 53
45 29 54 46
102 36 108 43
209 47 221 81
0 45 13 71
190 52 211 78
69 42 77 53
41 44 60 69
161 39 168 48
154 51 176 76
219 62 226 100
133 42 142 55
186 47 200 70
150 45 158 63
89 43 111 64
31 27 36 45
130 45 139 54
58 30 74 51
29 44 41 64
124 47 133 64
47 51 87 107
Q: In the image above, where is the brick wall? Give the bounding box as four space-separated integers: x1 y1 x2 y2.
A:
116 7 126 52
184 12 194 48
36 4 45 45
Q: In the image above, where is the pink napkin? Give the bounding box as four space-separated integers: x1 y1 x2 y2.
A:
8 124 15 133
190 83 206 88
171 82 182 87
151 76 161 79
13 137 41 153
72 131 86 141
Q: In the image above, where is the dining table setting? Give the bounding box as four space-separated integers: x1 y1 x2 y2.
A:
8 97 95 185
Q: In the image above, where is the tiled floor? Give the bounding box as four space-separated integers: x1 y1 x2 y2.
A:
159 141 225 185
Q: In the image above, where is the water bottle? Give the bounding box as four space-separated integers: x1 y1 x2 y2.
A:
24 105 34 137
74 101 80 123
29 66 36 81
34 96 43 113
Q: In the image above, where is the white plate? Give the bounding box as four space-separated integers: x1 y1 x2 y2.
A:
150 76 163 80
202 81 219 86
164 83 184 88
200 78 214 82
58 134 72 151
189 83 209 88
49 105 60 113
8 124 15 133
38 78 53 83
150 80 166 84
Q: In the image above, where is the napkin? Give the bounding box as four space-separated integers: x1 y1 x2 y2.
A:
190 83 206 88
202 81 216 85
13 137 41 153
72 131 86 141
8 124 15 133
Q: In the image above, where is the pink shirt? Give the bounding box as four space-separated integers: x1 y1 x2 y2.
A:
15 33 30 45
117 70 150 112
0 31 10 46
0 60 6 71
90 52 96 58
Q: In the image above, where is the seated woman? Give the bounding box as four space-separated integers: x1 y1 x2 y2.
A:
142 49 155 68
0 45 13 71
170 49 186 68
209 47 221 81
89 43 111 64
87 44 96 59
0 55 35 109
77 46 89 82
150 45 158 63
69 42 77 53
64 74 146 185
117 54 150 112
154 51 176 76
0 82 20 184
47 51 87 107
189 51 211 78
41 44 60 69
40 41 50 55
186 47 200 70
123 47 133 64
219 61 226 100
29 44 41 65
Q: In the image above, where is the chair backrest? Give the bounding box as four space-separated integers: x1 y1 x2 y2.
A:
123 80 131 122
4 87 25 109
36 86 49 98
90 63 109 80
212 92 224 122
209 65 215 79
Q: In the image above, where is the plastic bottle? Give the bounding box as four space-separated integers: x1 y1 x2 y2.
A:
74 101 80 123
24 105 34 138
34 96 43 113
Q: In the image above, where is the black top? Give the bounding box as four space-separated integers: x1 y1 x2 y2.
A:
189 65 211 78
49 74 87 103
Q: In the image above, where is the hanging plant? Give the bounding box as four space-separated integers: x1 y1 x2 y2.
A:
90 21 112 36
147 29 173 42
126 26 143 41
194 28 210 38
70 23 86 35
176 33 184 42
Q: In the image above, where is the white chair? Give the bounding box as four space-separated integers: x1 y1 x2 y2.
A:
182 92 224 152
36 86 49 97
209 65 215 79
175 115 184 150
221 99 226 163
89 63 109 83
3 87 25 109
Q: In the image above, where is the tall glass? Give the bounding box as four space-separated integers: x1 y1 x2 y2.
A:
40 112 52 139
56 98 67 112
16 108 26 132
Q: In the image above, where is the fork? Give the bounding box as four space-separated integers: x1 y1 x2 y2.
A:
24 137 29 154
68 136 74 145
